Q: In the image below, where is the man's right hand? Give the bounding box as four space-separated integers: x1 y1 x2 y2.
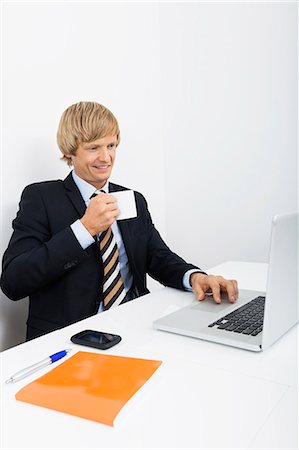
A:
80 193 120 236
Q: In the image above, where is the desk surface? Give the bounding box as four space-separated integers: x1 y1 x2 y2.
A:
1 261 298 449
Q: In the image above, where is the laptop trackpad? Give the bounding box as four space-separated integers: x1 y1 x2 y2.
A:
190 289 265 315
191 294 233 314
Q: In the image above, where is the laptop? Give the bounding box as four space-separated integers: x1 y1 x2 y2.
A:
153 213 298 352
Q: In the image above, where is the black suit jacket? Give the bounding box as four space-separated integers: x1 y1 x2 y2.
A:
1 173 202 339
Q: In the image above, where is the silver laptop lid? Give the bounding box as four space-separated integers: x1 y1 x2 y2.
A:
262 213 298 350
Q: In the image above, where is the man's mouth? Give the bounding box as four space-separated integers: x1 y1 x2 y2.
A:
93 165 110 170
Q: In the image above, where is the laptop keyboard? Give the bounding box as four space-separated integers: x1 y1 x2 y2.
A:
208 296 265 336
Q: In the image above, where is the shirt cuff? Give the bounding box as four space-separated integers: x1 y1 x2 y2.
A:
70 219 95 249
182 269 207 291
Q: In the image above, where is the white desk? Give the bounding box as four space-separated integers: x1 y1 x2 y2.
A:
1 261 298 449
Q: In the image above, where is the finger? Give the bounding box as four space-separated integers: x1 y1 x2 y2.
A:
232 279 239 299
101 193 117 204
104 208 120 223
220 280 237 303
93 196 118 214
225 279 239 301
92 193 116 207
112 208 121 218
208 280 221 303
192 284 206 301
106 202 119 212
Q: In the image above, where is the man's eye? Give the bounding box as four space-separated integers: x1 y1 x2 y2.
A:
108 144 116 149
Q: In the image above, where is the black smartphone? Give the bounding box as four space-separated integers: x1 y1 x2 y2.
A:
70 329 122 350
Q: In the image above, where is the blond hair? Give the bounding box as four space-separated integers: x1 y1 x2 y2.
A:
57 102 120 166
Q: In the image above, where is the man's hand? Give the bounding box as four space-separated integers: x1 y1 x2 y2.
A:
80 193 120 236
190 273 238 304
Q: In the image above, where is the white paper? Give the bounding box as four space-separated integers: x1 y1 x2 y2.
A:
113 190 137 220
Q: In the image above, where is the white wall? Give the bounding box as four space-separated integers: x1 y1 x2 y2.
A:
1 2 297 350
159 2 298 269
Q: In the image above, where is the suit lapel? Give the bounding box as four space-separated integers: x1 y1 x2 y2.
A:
63 172 86 217
109 183 136 270
117 218 138 277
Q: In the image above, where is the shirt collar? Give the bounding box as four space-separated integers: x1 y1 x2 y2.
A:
71 171 109 201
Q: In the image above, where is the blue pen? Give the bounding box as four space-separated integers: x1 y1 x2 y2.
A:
5 349 72 384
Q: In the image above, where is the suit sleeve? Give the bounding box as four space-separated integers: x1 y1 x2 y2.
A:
139 194 205 290
0 184 89 300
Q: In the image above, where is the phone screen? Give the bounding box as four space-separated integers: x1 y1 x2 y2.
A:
80 331 116 344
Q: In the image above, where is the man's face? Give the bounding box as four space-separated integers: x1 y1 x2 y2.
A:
65 134 118 189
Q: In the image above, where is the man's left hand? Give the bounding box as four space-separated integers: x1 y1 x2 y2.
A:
190 273 239 304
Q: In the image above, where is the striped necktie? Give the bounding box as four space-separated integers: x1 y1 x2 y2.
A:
91 191 126 309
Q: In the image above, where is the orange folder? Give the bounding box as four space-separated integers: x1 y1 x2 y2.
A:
16 351 162 426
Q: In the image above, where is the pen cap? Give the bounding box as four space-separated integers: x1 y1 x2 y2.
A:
50 350 67 363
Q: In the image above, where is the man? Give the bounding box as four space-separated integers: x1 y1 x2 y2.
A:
1 102 238 340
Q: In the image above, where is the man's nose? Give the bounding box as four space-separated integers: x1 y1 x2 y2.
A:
97 147 110 161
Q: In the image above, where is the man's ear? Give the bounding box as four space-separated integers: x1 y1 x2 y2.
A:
63 153 74 167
